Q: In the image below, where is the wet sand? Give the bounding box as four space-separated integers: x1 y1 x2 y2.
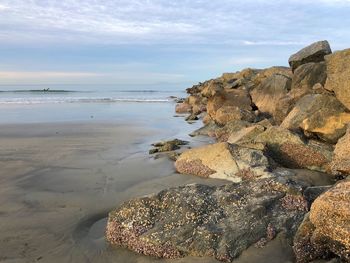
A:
0 122 300 263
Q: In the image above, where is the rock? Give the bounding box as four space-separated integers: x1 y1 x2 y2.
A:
175 142 272 182
185 114 198 122
252 67 293 87
175 102 192 113
281 94 350 143
189 121 219 137
330 126 350 176
221 68 261 90
303 186 332 206
250 73 292 123
255 126 333 172
207 89 252 121
213 120 252 142
201 79 224 98
202 113 212 125
324 48 350 111
106 176 309 262
149 139 189 154
227 125 266 148
186 83 204 95
294 180 350 262
214 106 256 125
154 151 181 161
290 62 327 101
288 41 332 72
312 83 333 95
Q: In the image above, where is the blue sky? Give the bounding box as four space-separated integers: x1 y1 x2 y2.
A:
0 0 349 89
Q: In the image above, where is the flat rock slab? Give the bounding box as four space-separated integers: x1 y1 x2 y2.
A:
106 177 309 262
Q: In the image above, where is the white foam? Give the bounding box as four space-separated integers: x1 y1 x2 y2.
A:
0 97 172 105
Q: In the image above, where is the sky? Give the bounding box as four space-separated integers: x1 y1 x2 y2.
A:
0 0 349 89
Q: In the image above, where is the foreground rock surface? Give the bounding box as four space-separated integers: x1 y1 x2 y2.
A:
106 177 309 262
294 179 350 262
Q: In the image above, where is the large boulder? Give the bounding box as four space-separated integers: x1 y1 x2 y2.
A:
207 89 252 122
324 48 350 110
330 126 350 176
252 66 293 87
106 177 309 262
255 126 333 172
294 180 350 262
221 68 261 90
250 73 292 123
213 120 252 142
201 79 224 98
281 94 350 143
175 142 272 182
227 124 266 148
175 102 192 113
288 41 332 72
214 106 256 125
290 62 327 101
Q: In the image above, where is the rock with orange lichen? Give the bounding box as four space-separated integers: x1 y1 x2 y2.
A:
293 180 350 262
175 142 273 182
330 126 350 176
281 94 350 143
106 176 311 262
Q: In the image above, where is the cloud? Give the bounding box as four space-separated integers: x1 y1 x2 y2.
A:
0 70 186 85
0 71 103 79
242 40 306 46
0 0 349 47
0 4 8 10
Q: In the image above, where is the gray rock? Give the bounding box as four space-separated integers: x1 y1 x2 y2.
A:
303 185 332 206
288 41 332 72
290 62 327 101
106 176 309 262
189 121 219 137
149 139 189 154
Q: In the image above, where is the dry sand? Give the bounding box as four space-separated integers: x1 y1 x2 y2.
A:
0 122 304 263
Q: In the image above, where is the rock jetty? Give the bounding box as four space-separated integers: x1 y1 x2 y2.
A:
106 40 350 262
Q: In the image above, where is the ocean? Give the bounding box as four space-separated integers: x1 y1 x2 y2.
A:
0 86 187 124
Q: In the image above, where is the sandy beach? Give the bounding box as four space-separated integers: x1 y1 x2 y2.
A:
0 121 223 263
0 121 307 263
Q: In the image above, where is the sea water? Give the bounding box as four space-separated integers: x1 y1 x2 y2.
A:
0 86 187 124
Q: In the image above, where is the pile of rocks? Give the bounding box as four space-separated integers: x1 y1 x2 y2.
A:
106 40 350 262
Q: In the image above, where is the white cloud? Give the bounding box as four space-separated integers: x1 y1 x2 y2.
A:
0 70 186 85
0 0 348 46
0 71 103 79
242 40 306 46
0 4 8 10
